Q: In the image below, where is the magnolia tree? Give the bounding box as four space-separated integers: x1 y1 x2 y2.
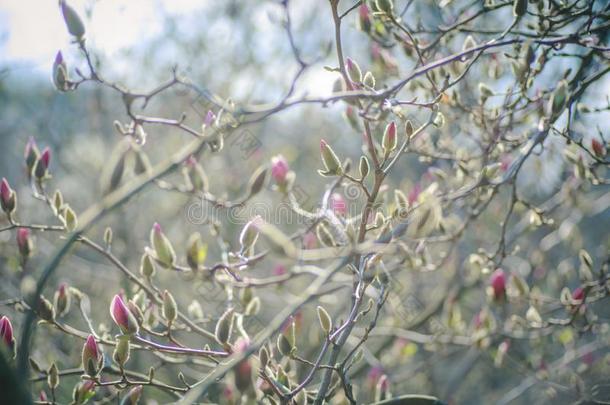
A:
1 0 609 403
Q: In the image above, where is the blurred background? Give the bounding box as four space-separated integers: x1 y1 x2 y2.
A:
1 0 609 404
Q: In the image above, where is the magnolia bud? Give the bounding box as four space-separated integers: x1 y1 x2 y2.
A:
127 300 144 326
513 0 527 17
184 157 209 192
34 147 51 179
374 374 390 402
73 380 95 405
140 254 156 279
52 51 69 92
591 138 606 157
526 306 542 325
461 35 477 61
277 319 296 357
162 290 177 323
214 308 235 348
363 71 375 88
239 216 261 254
319 139 342 176
103 227 113 247
245 297 261 316
52 190 64 215
490 269 506 301
113 336 130 368
186 232 207 271
233 339 253 392
344 106 360 131
247 167 267 197
382 121 398 155
203 110 216 129
316 306 332 335
61 206 78 232
346 57 362 83
120 385 142 405
548 80 568 118
60 1 85 39
572 287 585 302
150 223 175 268
24 137 40 177
54 283 71 317
110 294 139 334
0 316 15 357
482 162 502 181
82 335 101 377
478 83 494 104
1 178 16 216
47 363 59 389
38 295 55 322
359 156 370 180
271 155 290 185
405 120 414 139
358 3 372 33
276 365 289 386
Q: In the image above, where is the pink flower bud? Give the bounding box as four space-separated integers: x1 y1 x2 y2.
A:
54 283 71 317
270 155 289 184
330 193 347 216
110 294 139 334
500 155 512 172
378 374 389 391
82 334 101 376
367 366 383 385
122 385 143 405
223 385 235 401
572 287 584 301
153 222 162 235
591 138 606 157
0 316 15 352
204 110 216 127
39 391 48 402
74 380 95 404
232 338 253 391
0 177 13 204
24 137 40 176
24 137 39 159
382 121 397 153
40 147 51 170
84 335 99 358
54 51 63 65
150 222 176 268
386 121 396 140
273 264 286 276
490 269 506 300
17 228 31 258
359 3 372 32
302 231 317 249
407 183 422 205
320 139 328 151
185 155 197 167
0 178 15 214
